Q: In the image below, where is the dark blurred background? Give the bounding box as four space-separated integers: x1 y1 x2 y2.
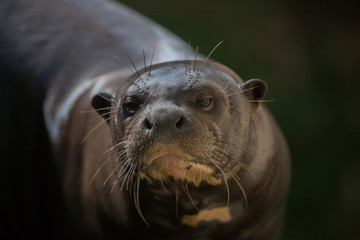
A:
119 0 360 239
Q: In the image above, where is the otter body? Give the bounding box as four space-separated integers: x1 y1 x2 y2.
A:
0 0 290 239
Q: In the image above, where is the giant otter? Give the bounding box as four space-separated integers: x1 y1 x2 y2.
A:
0 0 290 239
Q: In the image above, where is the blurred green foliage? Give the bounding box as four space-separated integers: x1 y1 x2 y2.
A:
119 0 360 239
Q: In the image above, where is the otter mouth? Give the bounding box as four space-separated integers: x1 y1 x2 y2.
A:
140 144 222 187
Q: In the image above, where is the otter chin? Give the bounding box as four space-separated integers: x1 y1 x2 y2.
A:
140 144 222 187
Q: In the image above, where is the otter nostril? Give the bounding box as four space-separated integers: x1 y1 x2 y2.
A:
143 118 153 130
175 116 185 130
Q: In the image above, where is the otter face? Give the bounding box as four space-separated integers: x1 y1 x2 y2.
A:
92 60 267 189
114 62 234 187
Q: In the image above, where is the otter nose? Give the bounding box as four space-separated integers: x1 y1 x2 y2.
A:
143 106 187 134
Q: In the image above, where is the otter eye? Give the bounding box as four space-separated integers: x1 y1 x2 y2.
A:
123 97 140 116
194 96 214 111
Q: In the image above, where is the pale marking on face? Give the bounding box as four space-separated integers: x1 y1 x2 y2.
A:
141 144 221 186
181 206 231 227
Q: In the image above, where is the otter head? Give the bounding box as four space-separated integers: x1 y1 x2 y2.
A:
91 60 267 226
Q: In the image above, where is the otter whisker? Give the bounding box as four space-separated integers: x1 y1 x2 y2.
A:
142 49 147 74
88 109 117 124
119 158 135 190
124 50 141 80
187 41 194 71
183 185 199 212
184 52 189 74
125 162 138 191
193 46 199 70
196 145 219 168
221 78 232 92
188 41 193 58
213 147 255 179
111 172 120 193
135 176 150 228
210 147 232 170
120 163 132 190
111 140 128 151
225 86 259 97
160 179 168 192
191 164 197 183
94 109 116 117
114 149 128 163
90 142 128 184
125 162 136 186
240 85 263 93
207 154 228 178
111 156 132 191
82 114 116 143
220 143 255 158
194 46 199 62
224 91 243 98
124 158 139 191
247 99 276 103
115 156 132 178
90 156 116 185
223 176 230 206
213 138 245 149
223 155 253 180
80 106 111 113
148 44 157 76
203 40 223 64
113 55 138 79
212 136 256 159
230 173 248 211
121 163 135 192
175 187 180 220
103 162 122 187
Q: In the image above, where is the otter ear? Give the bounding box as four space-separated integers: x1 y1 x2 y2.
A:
240 79 268 108
91 93 114 124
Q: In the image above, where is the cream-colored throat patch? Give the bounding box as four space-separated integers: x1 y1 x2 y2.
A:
181 207 232 227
